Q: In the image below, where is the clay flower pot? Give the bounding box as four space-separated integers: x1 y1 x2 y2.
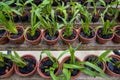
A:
37 57 60 79
105 55 120 76
83 55 106 72
14 54 37 77
42 30 60 45
79 27 96 44
112 26 120 43
25 27 42 45
0 29 9 44
60 56 82 79
96 28 114 44
0 58 14 78
8 26 24 44
61 28 78 44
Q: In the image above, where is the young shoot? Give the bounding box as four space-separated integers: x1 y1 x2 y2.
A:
11 51 27 68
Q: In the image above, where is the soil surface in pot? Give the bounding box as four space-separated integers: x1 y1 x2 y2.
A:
116 29 120 36
0 58 13 76
92 16 99 23
63 31 76 40
85 56 103 73
98 28 113 39
0 30 6 38
80 29 95 38
45 30 58 40
27 30 40 40
39 59 58 76
113 50 120 56
10 29 23 39
107 58 120 74
18 57 36 74
64 58 80 76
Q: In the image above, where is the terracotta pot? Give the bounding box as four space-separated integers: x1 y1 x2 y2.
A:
83 54 106 72
0 29 9 44
60 56 82 79
14 54 37 77
0 62 14 78
37 57 60 79
42 30 60 45
8 26 24 44
96 28 114 44
112 26 120 43
79 27 96 44
105 55 120 76
61 28 78 44
25 27 42 45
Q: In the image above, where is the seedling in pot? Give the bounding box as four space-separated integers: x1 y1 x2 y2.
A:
59 11 78 41
0 2 21 35
15 0 33 22
24 3 41 42
86 0 105 22
12 51 36 75
84 50 112 73
55 2 69 22
38 9 63 42
98 20 115 39
59 45 107 80
106 55 120 75
0 52 13 77
38 50 69 79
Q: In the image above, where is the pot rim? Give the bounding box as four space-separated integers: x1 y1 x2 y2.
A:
14 54 38 77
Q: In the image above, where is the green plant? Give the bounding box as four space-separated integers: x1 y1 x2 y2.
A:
15 0 33 13
59 11 78 38
88 50 112 65
49 45 107 80
0 2 21 34
38 9 63 37
101 20 115 35
40 49 69 80
55 2 69 20
11 51 27 68
0 52 5 67
86 0 105 15
24 3 41 37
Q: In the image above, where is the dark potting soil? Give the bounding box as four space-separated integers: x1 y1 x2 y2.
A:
85 56 103 73
45 30 58 40
13 15 19 22
20 14 28 22
19 57 36 74
92 16 99 23
80 29 95 38
40 59 58 76
98 28 113 39
0 30 6 38
116 29 120 36
113 50 120 56
64 58 80 76
0 58 13 76
104 15 113 21
27 30 40 40
63 32 76 40
10 29 23 39
107 58 120 74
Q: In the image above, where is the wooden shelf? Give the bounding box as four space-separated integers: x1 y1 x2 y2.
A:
1 38 120 51
3 73 119 80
